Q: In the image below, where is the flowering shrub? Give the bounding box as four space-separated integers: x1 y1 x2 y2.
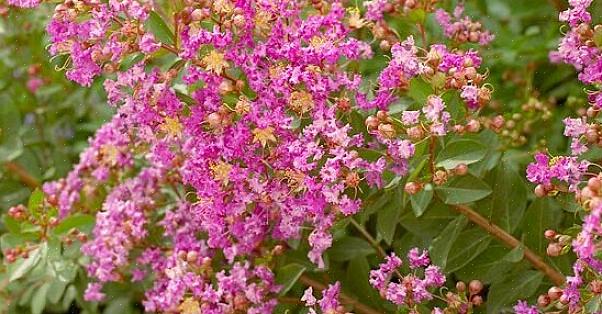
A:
1 0 601 313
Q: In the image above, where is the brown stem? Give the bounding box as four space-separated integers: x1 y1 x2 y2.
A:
299 275 382 314
349 218 405 280
4 161 40 189
453 204 565 286
548 0 566 11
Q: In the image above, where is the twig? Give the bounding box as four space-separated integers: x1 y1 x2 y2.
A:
349 218 404 279
3 161 40 189
299 275 382 314
453 204 565 286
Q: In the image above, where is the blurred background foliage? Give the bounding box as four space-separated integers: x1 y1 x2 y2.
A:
0 0 598 313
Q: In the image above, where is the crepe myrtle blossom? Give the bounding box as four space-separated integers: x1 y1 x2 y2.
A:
20 0 498 312
369 248 445 307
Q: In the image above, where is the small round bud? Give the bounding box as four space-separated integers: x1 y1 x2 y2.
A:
588 177 602 192
379 40 391 51
206 112 222 128
272 245 285 256
591 280 602 294
546 243 562 257
378 123 396 139
376 110 389 121
466 119 481 133
433 170 448 186
537 294 551 307
544 229 556 240
186 250 199 263
534 184 547 198
365 116 379 130
406 126 424 140
456 281 466 292
178 250 187 260
454 163 468 176
404 182 422 195
468 280 483 295
471 295 483 306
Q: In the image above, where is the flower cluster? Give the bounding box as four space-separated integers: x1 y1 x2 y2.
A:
4 0 497 312
522 1 602 312
301 283 348 314
435 4 494 45
369 248 445 308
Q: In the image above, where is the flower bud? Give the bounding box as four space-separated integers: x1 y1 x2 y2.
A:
407 126 424 140
546 243 562 257
534 184 547 198
591 280 602 294
433 170 448 185
537 294 551 307
454 163 468 176
471 295 483 306
365 116 379 130
468 280 483 295
456 281 466 292
378 123 396 138
589 177 602 192
544 229 556 239
376 110 389 121
466 119 481 133
404 182 422 195
186 251 199 263
379 40 391 51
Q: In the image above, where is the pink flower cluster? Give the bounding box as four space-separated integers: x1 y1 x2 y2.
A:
435 4 494 45
32 0 493 312
550 0 602 108
369 248 445 308
301 283 347 314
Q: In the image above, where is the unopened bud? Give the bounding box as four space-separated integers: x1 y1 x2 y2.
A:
456 281 466 292
544 229 556 240
466 119 481 133
546 243 562 257
537 294 551 307
468 280 483 295
404 182 422 195
186 251 199 263
534 184 547 198
588 177 602 191
454 163 468 176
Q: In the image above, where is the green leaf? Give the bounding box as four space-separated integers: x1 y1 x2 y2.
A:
503 245 525 263
435 174 492 205
455 245 514 284
477 162 528 232
522 198 563 254
346 257 382 308
329 237 375 262
407 77 432 104
586 295 602 313
103 297 134 314
31 282 50 314
0 99 23 162
400 200 455 239
276 264 306 296
47 279 68 304
487 270 544 314
446 228 492 272
144 12 175 46
429 215 468 269
9 243 44 281
410 184 433 217
53 214 95 235
377 196 403 245
435 139 487 170
28 188 44 213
